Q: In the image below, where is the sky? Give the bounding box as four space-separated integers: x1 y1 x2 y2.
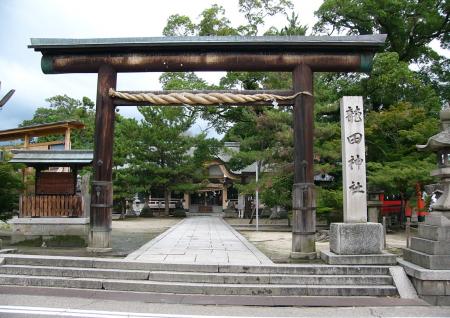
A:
0 0 321 135
0 0 447 136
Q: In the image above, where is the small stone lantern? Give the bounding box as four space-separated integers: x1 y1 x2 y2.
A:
416 108 450 219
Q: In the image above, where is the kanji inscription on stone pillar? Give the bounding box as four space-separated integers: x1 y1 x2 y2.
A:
340 96 367 222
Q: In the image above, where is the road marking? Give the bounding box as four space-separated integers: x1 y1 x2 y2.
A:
0 306 447 318
0 305 282 318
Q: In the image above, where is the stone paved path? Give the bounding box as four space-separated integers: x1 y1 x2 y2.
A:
126 217 273 265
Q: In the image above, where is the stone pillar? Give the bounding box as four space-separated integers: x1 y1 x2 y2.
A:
321 97 395 265
341 96 367 222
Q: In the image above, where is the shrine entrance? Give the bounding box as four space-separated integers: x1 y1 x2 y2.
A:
29 35 385 257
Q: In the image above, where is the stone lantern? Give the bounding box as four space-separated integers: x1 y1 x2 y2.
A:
415 108 450 227
400 107 450 305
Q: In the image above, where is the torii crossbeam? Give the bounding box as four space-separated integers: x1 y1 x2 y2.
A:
29 35 386 256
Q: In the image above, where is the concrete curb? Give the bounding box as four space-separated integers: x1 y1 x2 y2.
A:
389 266 418 299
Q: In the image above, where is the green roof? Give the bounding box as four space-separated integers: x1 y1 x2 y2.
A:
10 150 93 167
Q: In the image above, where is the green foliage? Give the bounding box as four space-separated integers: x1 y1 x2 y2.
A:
259 173 293 209
265 12 308 36
316 187 343 222
365 102 439 199
140 205 153 218
197 5 239 36
0 162 23 221
365 102 440 162
113 116 141 212
127 106 220 212
364 53 441 111
314 0 449 62
367 159 435 200
314 0 449 105
162 14 196 36
239 0 294 35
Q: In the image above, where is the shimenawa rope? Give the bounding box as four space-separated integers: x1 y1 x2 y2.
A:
109 88 312 105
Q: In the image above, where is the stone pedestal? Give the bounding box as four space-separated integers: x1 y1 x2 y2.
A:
330 222 383 254
11 218 90 245
321 222 396 265
403 215 450 270
400 178 450 304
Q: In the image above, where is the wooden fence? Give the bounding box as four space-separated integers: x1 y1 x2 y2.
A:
20 195 83 217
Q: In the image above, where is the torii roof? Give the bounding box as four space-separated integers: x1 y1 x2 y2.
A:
29 35 387 54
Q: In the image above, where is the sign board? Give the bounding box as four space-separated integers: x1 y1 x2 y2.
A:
340 96 367 222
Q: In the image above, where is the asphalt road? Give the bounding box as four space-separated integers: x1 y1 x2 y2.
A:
0 287 449 318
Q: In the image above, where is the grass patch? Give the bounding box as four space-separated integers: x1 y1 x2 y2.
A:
12 237 43 247
45 235 87 247
12 235 87 248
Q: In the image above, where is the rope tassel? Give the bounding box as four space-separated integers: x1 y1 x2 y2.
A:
109 88 312 106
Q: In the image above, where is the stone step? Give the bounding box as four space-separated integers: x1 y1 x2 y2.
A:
418 224 450 241
1 254 391 275
148 271 393 285
410 237 450 255
0 265 150 280
0 274 398 297
186 213 224 217
0 264 393 285
403 248 450 270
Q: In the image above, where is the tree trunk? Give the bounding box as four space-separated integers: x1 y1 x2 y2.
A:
164 188 170 216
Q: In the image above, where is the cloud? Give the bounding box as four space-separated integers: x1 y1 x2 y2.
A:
0 0 322 133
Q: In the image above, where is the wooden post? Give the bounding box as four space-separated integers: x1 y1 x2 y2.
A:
222 187 228 210
64 127 71 150
23 134 30 148
291 64 316 259
183 192 190 210
88 64 117 252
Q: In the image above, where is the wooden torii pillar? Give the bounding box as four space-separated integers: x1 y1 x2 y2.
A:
30 35 385 253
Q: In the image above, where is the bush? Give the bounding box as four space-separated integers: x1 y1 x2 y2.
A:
140 205 153 218
0 162 23 222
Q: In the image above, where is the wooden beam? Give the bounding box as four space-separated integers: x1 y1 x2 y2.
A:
41 52 371 74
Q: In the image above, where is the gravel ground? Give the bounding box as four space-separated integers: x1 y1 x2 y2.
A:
238 227 412 263
1 217 181 258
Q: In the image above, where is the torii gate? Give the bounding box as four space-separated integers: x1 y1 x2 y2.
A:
29 35 386 257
